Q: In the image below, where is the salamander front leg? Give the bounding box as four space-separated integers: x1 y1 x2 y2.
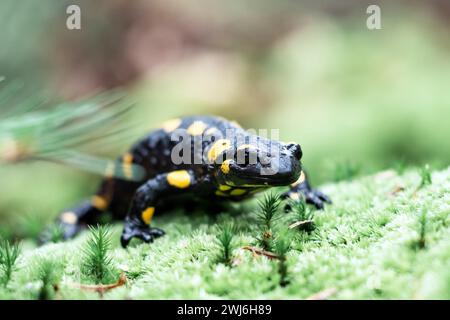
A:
120 170 197 248
281 170 331 210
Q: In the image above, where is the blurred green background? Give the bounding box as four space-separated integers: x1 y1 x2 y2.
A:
1 0 449 238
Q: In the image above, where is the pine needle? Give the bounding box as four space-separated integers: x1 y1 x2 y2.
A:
273 234 292 287
0 239 21 287
35 258 64 300
287 200 316 232
81 225 115 284
419 164 432 189
0 83 145 181
215 223 237 266
255 193 281 231
254 193 281 251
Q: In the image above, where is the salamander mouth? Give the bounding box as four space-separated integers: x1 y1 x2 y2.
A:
229 172 300 187
223 159 302 187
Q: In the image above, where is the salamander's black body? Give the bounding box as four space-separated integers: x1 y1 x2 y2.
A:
51 116 330 247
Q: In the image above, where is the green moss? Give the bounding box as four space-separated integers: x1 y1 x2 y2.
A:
0 167 449 299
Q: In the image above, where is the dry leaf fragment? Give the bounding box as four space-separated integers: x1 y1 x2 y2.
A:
306 288 337 300
242 246 280 260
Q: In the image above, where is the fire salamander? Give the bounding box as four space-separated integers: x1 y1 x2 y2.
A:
50 116 330 248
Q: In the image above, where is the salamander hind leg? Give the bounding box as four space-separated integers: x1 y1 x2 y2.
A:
39 199 104 244
39 178 116 244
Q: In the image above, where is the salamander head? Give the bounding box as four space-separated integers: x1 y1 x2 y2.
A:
210 137 302 187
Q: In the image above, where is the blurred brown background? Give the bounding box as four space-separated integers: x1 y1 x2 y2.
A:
1 0 449 235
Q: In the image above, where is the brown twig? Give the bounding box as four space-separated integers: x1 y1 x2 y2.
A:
288 220 314 229
70 272 127 295
306 288 337 300
390 185 405 196
242 246 280 260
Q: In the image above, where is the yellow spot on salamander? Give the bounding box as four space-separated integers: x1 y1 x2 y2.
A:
237 144 256 151
291 171 306 187
230 188 247 196
187 121 208 136
61 212 77 224
161 118 181 133
221 160 231 174
218 185 231 191
167 170 191 189
122 153 133 179
207 139 231 162
91 195 109 211
141 207 155 225
215 190 229 197
123 153 133 164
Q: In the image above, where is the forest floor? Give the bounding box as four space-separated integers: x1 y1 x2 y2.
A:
1 167 449 299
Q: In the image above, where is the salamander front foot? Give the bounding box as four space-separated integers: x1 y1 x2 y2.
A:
282 188 331 210
120 219 165 248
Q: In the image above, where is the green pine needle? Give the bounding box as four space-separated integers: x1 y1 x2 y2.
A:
288 200 316 232
273 234 292 287
419 164 432 189
254 193 281 251
35 258 64 300
81 225 115 284
47 224 65 244
0 83 145 181
0 239 21 287
273 234 292 258
417 209 428 250
392 158 408 175
215 223 237 266
255 193 281 230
